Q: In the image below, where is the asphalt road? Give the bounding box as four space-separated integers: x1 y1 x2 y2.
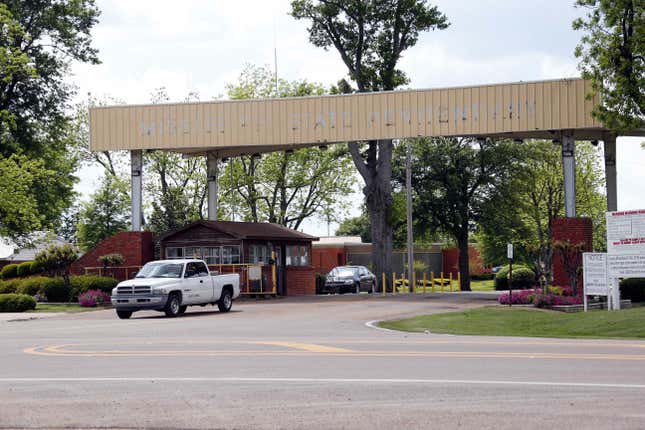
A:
1 293 645 429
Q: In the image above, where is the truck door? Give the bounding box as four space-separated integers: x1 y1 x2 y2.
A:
183 262 204 304
194 261 214 302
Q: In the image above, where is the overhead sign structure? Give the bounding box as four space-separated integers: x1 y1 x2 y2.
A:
89 78 602 157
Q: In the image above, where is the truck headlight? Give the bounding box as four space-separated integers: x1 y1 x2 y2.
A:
151 289 165 296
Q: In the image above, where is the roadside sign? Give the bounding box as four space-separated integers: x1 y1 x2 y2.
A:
248 265 262 281
607 254 645 278
582 253 608 296
606 210 645 254
507 243 513 260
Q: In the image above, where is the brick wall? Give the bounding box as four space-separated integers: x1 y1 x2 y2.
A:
312 246 345 274
441 245 484 277
551 217 593 288
71 231 155 281
285 266 316 296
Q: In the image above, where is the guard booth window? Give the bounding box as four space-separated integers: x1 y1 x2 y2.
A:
286 245 309 266
250 245 269 264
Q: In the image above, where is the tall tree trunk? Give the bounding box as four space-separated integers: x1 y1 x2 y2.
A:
349 139 394 292
457 230 471 291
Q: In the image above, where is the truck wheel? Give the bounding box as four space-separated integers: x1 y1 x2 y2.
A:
218 289 232 313
179 305 187 315
116 310 132 319
164 293 182 317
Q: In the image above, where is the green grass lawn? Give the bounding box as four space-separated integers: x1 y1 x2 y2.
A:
27 304 111 313
470 279 495 291
379 306 645 339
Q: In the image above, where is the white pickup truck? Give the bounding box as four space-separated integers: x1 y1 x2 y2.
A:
111 259 240 319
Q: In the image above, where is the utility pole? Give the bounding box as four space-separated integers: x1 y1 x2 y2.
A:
405 139 414 293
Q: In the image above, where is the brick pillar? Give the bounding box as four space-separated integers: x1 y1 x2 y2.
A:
551 218 593 288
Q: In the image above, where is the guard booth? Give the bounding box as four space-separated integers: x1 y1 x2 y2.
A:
158 220 318 296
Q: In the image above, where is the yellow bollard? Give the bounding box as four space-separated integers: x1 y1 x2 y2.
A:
458 272 461 291
450 272 453 292
431 272 435 293
423 272 427 294
413 272 417 294
382 273 386 296
441 272 444 292
392 272 397 294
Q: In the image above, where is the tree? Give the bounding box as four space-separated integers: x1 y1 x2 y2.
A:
0 1 100 239
574 0 644 131
34 244 78 286
218 65 355 229
291 0 449 288
477 140 607 284
76 175 130 251
393 137 523 291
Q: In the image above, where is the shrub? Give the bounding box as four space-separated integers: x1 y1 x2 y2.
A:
498 289 536 305
30 260 43 275
471 273 494 281
69 275 118 300
494 265 536 290
1 264 18 280
0 293 37 312
0 279 21 294
16 261 33 277
16 277 50 296
39 278 70 302
34 244 78 283
78 290 111 307
620 278 645 303
533 294 583 308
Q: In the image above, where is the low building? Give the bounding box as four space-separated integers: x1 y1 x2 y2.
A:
158 221 318 296
0 234 69 269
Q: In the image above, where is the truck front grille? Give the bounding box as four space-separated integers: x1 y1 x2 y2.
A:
116 286 151 295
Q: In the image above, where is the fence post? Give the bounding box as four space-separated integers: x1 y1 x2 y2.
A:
413 272 417 294
271 251 277 295
382 273 386 296
458 272 461 291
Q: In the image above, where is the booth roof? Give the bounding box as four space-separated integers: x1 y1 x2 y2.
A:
158 220 319 242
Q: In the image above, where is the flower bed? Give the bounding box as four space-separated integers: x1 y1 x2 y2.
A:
498 286 583 310
78 290 111 307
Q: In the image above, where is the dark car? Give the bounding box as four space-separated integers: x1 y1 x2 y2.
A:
324 265 376 294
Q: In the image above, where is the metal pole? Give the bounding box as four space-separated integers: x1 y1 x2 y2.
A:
604 135 618 212
130 150 143 231
561 135 576 217
207 152 219 221
404 139 414 293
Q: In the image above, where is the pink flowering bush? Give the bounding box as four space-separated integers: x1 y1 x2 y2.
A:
78 290 111 307
498 289 536 305
533 293 583 308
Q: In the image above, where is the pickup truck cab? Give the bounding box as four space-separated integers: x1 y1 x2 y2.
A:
111 259 240 319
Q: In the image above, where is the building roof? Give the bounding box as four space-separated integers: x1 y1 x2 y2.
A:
158 220 319 242
0 234 69 262
313 236 365 247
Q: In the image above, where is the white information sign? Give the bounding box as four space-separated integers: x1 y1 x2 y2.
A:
607 254 645 278
507 243 513 259
582 253 609 296
606 210 645 254
248 265 262 281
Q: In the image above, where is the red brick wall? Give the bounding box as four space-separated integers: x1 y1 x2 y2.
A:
285 266 316 296
441 246 484 277
312 246 346 274
71 231 154 281
551 217 593 287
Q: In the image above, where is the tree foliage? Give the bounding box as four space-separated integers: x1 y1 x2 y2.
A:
574 0 645 131
34 244 78 286
76 175 130 251
0 1 100 240
218 65 355 229
393 137 524 291
291 0 449 288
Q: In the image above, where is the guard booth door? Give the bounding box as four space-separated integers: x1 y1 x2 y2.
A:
273 245 285 296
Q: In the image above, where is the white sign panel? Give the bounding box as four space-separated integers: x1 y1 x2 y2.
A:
582 253 609 296
606 210 645 254
507 243 513 259
248 265 262 281
608 254 645 278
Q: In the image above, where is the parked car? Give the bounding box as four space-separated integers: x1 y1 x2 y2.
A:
111 259 240 319
324 265 376 294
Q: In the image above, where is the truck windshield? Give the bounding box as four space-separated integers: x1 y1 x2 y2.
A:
136 262 183 278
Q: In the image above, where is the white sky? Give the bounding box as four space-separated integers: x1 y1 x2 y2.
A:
71 0 645 236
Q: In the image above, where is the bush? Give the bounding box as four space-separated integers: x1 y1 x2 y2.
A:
39 278 70 302
0 279 21 294
471 273 494 281
0 293 36 312
620 278 645 303
15 277 50 296
78 290 111 307
30 260 43 275
70 275 118 300
533 293 583 308
498 289 536 305
16 261 33 277
1 264 18 280
494 265 536 290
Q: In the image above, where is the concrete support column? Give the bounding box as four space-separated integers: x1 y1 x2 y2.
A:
207 152 219 221
604 135 617 212
561 135 576 218
130 150 143 231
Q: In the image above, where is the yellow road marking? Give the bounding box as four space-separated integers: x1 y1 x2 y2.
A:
250 341 353 353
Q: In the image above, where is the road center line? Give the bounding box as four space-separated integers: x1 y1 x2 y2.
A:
0 377 644 389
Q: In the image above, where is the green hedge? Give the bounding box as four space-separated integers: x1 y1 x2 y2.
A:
16 261 33 277
70 275 118 300
1 264 18 280
494 265 536 290
471 273 494 281
0 293 36 312
620 278 645 303
0 279 21 294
